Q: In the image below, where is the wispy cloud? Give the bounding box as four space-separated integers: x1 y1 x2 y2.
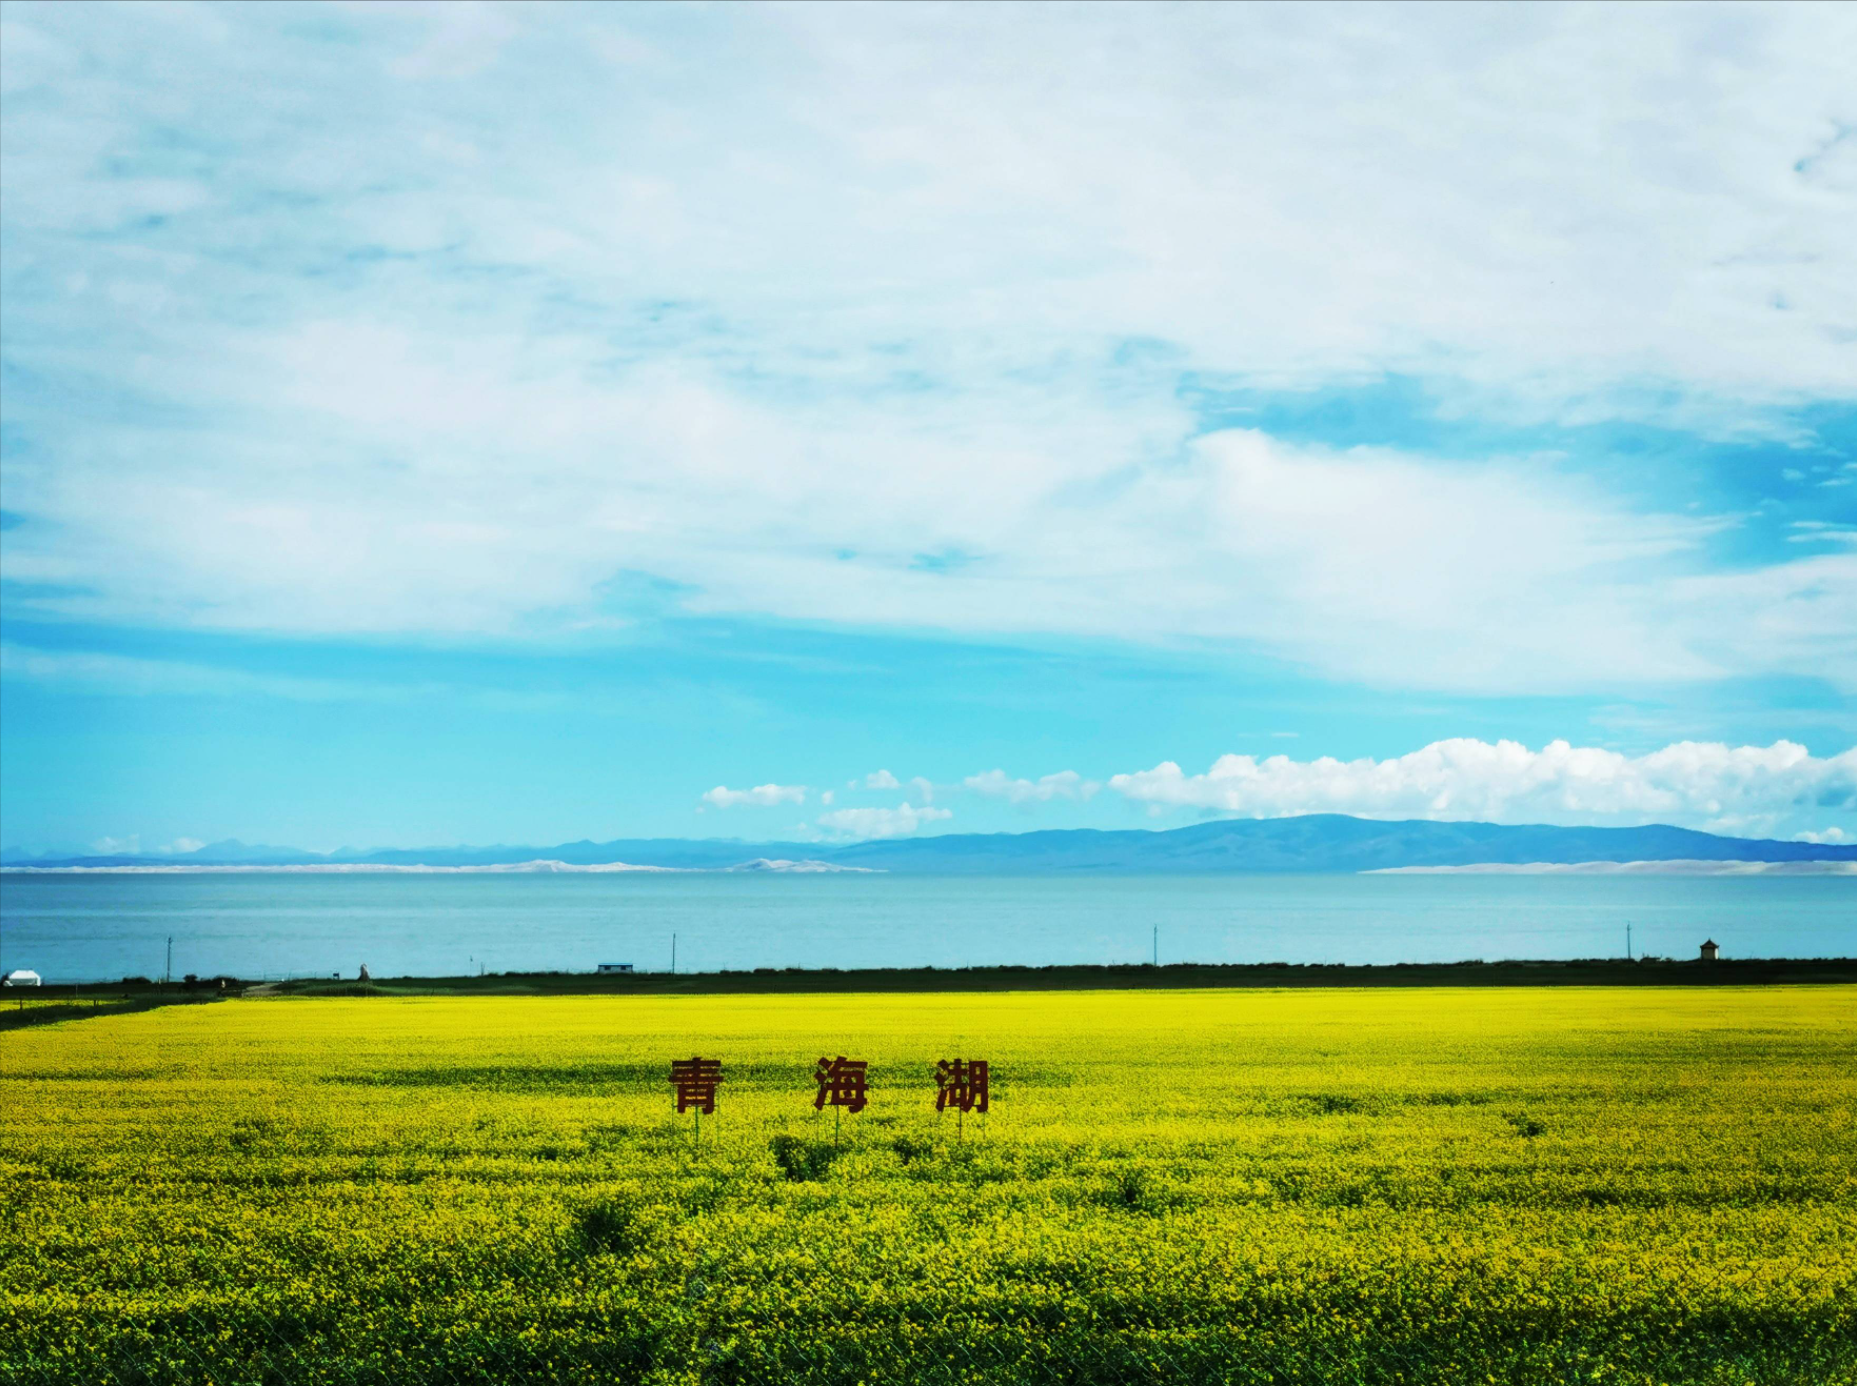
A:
1 643 391 702
1 3 1853 694
5 4 1856 853
379 0 520 80
0 642 565 709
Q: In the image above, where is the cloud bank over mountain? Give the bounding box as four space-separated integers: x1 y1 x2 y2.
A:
1109 739 1857 839
689 739 1856 843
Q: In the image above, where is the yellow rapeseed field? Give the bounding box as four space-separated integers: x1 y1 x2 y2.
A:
3 985 1854 1385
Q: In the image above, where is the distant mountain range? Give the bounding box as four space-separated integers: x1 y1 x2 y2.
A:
5 815 1855 874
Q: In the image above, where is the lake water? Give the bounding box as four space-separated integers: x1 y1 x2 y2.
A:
2 873 1852 984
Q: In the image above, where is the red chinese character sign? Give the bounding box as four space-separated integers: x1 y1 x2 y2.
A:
663 1052 993 1152
813 1055 868 1112
668 1056 723 1150
936 1057 988 1137
669 1056 723 1113
935 1058 988 1113
814 1055 868 1141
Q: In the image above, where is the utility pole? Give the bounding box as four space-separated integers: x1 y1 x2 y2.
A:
671 933 677 975
1626 921 1633 962
1152 925 1158 967
165 936 172 986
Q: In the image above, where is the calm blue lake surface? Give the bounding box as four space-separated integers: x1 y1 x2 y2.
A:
2 873 1852 984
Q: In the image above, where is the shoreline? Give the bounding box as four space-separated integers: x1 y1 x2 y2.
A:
5 857 1855 875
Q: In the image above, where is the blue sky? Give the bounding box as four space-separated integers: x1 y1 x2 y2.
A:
1 1 1854 854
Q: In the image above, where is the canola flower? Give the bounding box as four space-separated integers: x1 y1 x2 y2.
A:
2 986 1854 1384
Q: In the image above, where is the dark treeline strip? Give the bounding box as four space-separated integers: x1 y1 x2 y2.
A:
0 992 224 1031
15 958 1855 1019
270 957 1856 997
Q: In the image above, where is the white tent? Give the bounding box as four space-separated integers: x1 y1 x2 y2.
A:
4 969 43 987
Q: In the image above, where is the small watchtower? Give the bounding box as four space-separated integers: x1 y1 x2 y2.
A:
1699 939 1719 962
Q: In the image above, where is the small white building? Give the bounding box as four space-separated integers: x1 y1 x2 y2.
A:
4 969 43 987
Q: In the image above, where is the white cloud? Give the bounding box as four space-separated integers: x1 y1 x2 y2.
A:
964 769 1101 804
853 770 934 802
89 835 139 855
700 783 807 809
1109 738 1857 837
820 789 834 807
1796 827 1851 845
816 803 953 840
125 837 208 856
1 4 1854 694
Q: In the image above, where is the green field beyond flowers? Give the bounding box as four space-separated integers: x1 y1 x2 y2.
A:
3 986 1854 1385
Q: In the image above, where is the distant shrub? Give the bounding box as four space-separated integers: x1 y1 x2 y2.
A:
770 1134 840 1182
228 1117 279 1152
1305 1093 1366 1115
890 1134 933 1166
574 1196 651 1257
1505 1112 1547 1138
